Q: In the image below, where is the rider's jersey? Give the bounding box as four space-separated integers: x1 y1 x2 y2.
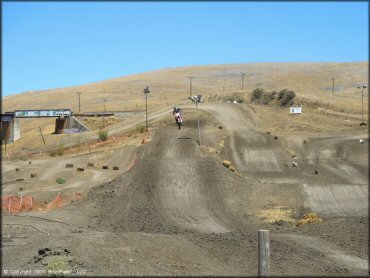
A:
175 113 182 123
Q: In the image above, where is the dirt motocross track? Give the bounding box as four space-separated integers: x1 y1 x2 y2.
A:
2 103 368 276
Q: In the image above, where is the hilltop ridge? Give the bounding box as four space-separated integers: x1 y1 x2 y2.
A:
2 62 368 113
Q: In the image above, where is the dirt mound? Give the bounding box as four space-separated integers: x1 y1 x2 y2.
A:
81 127 244 235
2 103 368 276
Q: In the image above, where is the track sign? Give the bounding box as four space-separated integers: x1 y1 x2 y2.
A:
290 106 302 114
15 109 71 118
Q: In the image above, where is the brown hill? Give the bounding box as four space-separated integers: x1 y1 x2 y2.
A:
3 62 368 113
1 62 368 152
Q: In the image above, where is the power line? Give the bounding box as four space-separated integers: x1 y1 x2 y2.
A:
358 85 367 125
241 72 246 90
103 99 107 129
77 92 81 112
143 87 150 131
331 78 335 96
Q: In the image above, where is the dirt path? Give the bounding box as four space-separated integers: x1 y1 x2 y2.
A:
276 233 368 271
86 126 237 235
2 102 368 276
197 103 368 217
155 129 230 233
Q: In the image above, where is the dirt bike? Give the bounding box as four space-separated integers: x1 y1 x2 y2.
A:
175 117 183 130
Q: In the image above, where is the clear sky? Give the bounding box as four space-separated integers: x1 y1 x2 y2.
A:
2 1 368 96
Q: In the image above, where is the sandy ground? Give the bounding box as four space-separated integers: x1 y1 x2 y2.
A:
1 102 368 276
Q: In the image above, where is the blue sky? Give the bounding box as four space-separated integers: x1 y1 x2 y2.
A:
2 1 368 96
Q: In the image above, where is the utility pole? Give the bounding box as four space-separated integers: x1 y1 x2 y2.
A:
103 99 107 129
362 87 364 123
143 87 150 131
358 85 367 125
331 78 335 96
241 72 246 91
77 92 81 112
39 126 46 145
188 95 202 145
187 76 193 97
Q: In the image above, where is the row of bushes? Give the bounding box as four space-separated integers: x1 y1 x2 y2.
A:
222 94 245 103
251 88 296 107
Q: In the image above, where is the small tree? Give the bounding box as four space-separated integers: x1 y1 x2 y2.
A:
279 89 296 106
261 92 274 105
251 88 264 102
223 93 245 103
136 125 145 133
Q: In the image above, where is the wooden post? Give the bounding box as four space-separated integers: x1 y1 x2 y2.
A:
58 192 61 208
39 127 46 145
19 194 23 212
197 115 201 146
258 230 270 276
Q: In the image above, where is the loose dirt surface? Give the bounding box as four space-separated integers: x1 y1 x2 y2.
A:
2 103 368 276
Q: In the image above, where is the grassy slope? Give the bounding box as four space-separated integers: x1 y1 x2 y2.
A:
2 62 368 152
3 62 368 111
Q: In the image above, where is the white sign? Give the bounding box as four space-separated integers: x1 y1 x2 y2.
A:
15 109 71 118
290 106 302 114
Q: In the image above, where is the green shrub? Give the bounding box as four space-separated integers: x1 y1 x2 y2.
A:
222 93 245 103
279 89 296 106
271 90 278 98
56 178 66 184
98 130 108 141
57 144 65 156
137 125 146 133
234 95 245 103
261 92 274 105
250 88 296 107
251 88 265 101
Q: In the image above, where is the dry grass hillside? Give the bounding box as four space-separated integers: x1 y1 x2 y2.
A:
2 62 368 152
3 62 368 112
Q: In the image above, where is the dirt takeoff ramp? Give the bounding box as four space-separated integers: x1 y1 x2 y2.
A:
87 126 236 234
